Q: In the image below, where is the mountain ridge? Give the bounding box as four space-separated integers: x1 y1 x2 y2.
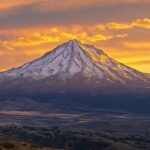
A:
0 39 149 95
0 39 150 115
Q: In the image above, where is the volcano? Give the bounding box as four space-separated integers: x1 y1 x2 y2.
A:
0 40 150 114
0 39 149 93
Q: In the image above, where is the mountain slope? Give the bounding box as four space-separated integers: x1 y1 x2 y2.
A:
0 40 149 87
0 40 150 114
0 39 149 98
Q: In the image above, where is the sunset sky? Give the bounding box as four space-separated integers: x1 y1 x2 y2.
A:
0 0 150 73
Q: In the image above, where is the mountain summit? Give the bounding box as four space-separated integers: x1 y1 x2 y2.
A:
0 39 150 94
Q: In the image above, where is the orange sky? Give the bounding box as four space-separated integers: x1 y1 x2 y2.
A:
0 0 150 73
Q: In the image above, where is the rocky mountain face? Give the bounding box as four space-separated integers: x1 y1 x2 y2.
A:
0 40 149 93
0 39 149 114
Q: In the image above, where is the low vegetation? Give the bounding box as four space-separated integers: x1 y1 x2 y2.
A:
0 126 150 150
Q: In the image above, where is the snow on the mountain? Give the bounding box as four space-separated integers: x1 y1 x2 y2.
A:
0 39 149 85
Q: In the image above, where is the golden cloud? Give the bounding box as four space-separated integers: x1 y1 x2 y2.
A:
107 22 132 29
87 34 128 42
1 33 60 49
133 18 150 29
0 33 128 51
107 18 150 30
0 17 149 73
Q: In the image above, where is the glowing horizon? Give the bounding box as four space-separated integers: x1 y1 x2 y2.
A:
0 0 150 73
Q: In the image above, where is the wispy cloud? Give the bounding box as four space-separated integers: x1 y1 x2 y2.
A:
0 31 128 50
1 33 60 49
107 18 150 29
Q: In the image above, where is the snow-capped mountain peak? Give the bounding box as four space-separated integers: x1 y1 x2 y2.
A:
0 39 150 88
